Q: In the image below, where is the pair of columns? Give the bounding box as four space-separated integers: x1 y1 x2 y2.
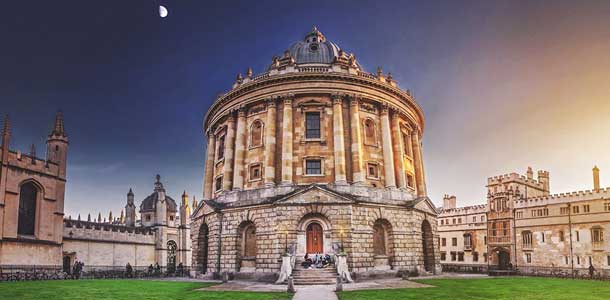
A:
202 95 427 200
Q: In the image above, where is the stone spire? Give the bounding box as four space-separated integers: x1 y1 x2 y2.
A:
30 144 36 164
120 209 125 224
97 212 102 223
192 196 198 211
108 210 113 223
49 111 66 138
77 214 81 221
87 213 91 222
125 188 136 227
593 165 600 191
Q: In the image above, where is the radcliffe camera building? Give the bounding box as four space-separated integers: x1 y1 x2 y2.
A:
439 167 610 276
191 27 440 282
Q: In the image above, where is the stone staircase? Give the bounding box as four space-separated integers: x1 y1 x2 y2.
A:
292 259 337 285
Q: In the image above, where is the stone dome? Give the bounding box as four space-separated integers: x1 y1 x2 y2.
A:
287 26 341 65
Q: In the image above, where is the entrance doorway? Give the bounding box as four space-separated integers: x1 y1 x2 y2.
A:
306 223 323 253
498 249 510 270
62 256 72 274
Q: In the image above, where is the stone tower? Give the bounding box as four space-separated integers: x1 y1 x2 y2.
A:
46 111 69 178
125 188 136 226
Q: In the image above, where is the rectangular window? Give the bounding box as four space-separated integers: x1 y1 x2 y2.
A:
516 211 523 219
523 231 532 247
440 252 446 261
452 218 456 224
441 238 446 247
583 205 590 213
607 255 610 266
541 232 545 243
458 218 462 224
577 256 581 265
406 174 414 188
481 216 485 222
605 203 610 212
452 237 457 246
217 135 226 160
559 231 565 242
305 159 322 175
560 207 569 215
565 256 569 265
215 176 223 191
458 252 464 262
484 236 487 245
573 206 580 214
576 230 580 242
451 252 456 261
367 163 379 178
592 228 604 243
249 164 262 181
472 216 477 223
305 112 321 139
473 252 479 262
526 253 532 263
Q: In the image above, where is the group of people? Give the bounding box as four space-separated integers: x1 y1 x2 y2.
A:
301 253 333 269
71 260 84 278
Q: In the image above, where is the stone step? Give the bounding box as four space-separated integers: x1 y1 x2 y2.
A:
293 278 336 285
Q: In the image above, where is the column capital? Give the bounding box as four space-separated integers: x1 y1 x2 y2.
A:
349 97 360 106
380 102 390 115
283 97 293 105
237 106 246 117
226 113 236 123
266 98 277 108
332 94 343 105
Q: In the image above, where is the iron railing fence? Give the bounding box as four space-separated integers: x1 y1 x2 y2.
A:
0 265 191 282
442 263 610 281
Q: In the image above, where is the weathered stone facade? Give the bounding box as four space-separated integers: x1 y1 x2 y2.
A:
0 113 67 265
62 175 192 269
439 166 610 276
191 27 440 281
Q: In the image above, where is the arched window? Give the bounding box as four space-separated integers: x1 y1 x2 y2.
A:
522 231 532 247
250 120 263 147
243 223 257 258
18 182 38 236
363 118 376 145
373 222 387 255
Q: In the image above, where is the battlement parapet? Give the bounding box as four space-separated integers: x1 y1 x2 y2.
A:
63 219 155 244
439 204 488 216
515 187 610 208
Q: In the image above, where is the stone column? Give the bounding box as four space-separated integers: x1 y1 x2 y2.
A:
411 128 427 196
332 95 347 184
222 113 236 191
380 104 396 188
232 107 246 190
349 97 364 184
264 99 277 186
280 96 293 185
391 112 407 189
203 131 216 200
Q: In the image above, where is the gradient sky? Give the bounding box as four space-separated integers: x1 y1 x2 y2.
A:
2 1 610 218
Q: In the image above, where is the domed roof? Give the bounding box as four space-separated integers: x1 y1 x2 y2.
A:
139 175 177 213
287 26 341 65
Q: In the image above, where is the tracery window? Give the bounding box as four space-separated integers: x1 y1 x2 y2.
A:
592 227 604 243
522 231 533 247
18 182 38 236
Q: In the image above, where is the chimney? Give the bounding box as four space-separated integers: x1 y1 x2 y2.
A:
526 167 533 180
443 194 456 209
593 165 600 191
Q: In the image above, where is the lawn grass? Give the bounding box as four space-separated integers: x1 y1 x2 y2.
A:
337 277 610 300
0 279 291 300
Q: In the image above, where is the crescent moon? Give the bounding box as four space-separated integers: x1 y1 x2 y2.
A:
159 5 168 18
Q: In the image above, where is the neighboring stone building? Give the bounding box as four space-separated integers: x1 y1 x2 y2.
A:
0 113 68 265
439 167 610 276
191 27 440 282
62 175 192 270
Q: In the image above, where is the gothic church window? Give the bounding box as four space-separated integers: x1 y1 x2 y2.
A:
522 231 532 247
18 182 38 236
250 120 263 148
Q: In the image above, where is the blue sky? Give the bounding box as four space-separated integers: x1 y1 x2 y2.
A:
2 1 610 218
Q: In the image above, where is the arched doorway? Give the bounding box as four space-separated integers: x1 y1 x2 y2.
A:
167 240 177 273
373 219 394 270
306 223 323 253
421 220 435 272
198 224 209 273
497 248 510 270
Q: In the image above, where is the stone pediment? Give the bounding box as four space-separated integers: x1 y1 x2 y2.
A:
412 197 439 215
274 185 355 205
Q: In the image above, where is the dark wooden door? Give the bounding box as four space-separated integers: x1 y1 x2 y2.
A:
498 250 510 270
306 223 323 253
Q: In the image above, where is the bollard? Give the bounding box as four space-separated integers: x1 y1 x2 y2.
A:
287 277 296 293
336 275 343 292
